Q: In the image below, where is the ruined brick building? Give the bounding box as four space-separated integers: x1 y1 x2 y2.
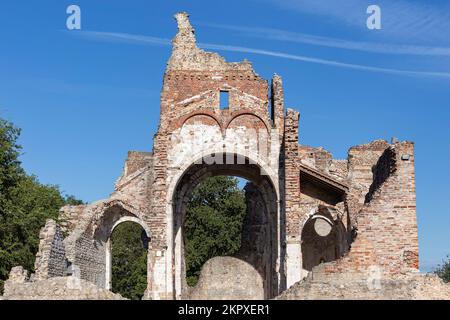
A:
2 12 449 300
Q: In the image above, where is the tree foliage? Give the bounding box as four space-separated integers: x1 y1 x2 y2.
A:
435 255 450 283
0 118 82 294
184 176 246 287
111 222 148 300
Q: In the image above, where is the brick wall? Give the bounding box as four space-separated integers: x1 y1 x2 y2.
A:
284 109 301 238
310 142 419 276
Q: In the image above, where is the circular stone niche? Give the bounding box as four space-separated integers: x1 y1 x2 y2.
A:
314 218 332 237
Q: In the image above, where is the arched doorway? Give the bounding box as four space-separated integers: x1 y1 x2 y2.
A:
171 153 280 299
104 215 151 297
109 221 149 299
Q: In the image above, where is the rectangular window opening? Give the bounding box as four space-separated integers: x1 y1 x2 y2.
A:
220 91 229 110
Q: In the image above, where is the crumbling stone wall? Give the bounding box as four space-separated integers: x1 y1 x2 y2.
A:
3 274 124 300
3 12 440 301
283 109 421 288
298 142 418 281
346 140 390 224
298 146 348 181
73 230 106 287
277 264 450 300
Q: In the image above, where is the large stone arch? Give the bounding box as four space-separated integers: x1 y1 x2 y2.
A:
167 151 281 300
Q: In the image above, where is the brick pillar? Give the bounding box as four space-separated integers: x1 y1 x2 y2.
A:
391 142 419 271
283 109 302 287
147 130 172 299
271 74 284 134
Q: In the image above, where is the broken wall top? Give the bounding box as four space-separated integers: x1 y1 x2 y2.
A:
167 12 258 74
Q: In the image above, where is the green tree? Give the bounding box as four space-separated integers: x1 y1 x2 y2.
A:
184 176 246 286
0 118 82 294
0 119 24 291
111 222 148 300
0 119 23 195
435 255 450 283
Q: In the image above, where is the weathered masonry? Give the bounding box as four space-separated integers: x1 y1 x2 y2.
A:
3 12 449 300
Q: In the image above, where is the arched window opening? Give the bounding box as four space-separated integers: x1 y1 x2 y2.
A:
111 221 148 300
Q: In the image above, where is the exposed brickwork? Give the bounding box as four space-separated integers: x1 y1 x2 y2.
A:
74 231 105 287
271 74 284 134
3 12 443 301
3 276 124 300
286 142 420 291
284 109 301 238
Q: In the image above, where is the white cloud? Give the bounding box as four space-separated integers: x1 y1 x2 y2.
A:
74 30 450 79
201 23 450 56
267 0 450 43
200 42 450 78
77 31 171 46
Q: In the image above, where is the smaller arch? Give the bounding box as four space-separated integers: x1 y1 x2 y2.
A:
302 205 344 228
224 110 271 134
92 200 147 242
101 206 150 291
106 219 149 298
173 111 222 132
111 216 151 239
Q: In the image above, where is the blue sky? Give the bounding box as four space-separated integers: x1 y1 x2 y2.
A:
0 0 449 271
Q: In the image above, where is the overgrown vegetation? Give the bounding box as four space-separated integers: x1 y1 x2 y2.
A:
0 118 82 294
184 176 246 287
111 222 148 300
435 255 450 283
